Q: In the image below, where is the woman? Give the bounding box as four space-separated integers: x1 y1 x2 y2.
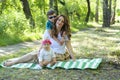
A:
4 15 75 66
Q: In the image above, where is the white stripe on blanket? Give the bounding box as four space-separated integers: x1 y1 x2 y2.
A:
0 58 102 70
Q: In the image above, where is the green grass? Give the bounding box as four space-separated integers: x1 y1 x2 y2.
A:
0 32 42 46
1 24 120 80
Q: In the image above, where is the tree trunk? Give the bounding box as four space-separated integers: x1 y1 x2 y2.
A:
85 0 90 23
111 0 117 24
0 0 6 15
49 0 54 9
43 0 46 14
102 0 111 27
109 0 112 24
54 0 59 15
58 0 69 19
95 0 99 22
20 0 35 28
49 0 58 15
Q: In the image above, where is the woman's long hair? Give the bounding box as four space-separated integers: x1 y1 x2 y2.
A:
51 15 71 40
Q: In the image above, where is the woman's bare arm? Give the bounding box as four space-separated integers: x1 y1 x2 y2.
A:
65 40 76 60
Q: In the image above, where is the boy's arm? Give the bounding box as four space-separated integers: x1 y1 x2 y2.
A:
59 37 65 45
48 29 61 45
48 29 58 41
59 31 66 45
48 29 52 35
48 29 63 45
53 36 61 44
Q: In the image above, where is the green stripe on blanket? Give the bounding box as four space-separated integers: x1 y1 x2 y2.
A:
0 58 102 70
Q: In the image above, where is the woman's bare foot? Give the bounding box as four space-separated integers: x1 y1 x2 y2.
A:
3 58 18 66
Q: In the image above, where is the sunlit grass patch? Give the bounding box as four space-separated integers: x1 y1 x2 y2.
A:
71 26 120 60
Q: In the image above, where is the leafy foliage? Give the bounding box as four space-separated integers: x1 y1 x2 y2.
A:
0 0 120 46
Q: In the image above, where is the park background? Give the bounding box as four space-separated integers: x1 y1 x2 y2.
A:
0 0 120 80
0 0 120 46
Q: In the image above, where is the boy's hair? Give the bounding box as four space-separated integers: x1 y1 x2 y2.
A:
47 9 56 17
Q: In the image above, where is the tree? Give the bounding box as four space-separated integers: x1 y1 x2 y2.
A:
49 0 54 9
102 0 112 27
85 0 91 23
54 0 58 15
110 0 117 24
49 0 58 15
95 0 99 22
36 0 46 14
20 0 35 28
0 0 6 14
58 0 69 19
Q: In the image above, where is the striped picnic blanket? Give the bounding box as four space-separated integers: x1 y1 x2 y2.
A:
0 58 102 70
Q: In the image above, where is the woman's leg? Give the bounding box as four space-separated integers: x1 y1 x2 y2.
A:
55 51 70 61
4 50 38 66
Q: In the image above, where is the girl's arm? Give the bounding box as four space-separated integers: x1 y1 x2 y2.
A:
50 57 57 66
65 40 76 60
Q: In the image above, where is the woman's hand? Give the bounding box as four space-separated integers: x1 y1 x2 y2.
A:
71 55 76 61
65 40 76 61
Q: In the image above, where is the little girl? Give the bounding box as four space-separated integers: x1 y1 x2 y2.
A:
38 39 56 68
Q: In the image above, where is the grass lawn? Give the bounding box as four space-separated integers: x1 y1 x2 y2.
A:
0 25 120 80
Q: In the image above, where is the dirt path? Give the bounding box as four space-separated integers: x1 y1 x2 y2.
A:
0 40 41 56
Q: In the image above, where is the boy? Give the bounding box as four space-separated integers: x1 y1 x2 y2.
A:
38 9 64 54
46 9 56 31
38 39 56 67
46 9 64 45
